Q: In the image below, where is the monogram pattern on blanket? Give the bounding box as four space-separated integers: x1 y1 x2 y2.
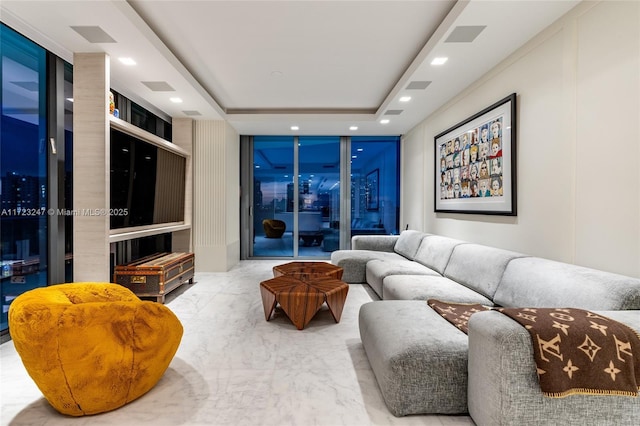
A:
498 307 640 398
427 299 491 334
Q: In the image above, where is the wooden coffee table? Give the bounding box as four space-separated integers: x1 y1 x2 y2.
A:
260 262 348 330
272 261 343 281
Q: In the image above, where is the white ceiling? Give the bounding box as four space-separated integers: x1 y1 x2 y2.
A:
1 0 580 136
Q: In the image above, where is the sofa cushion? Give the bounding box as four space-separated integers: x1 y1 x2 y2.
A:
359 301 470 416
493 257 640 310
365 259 440 298
413 236 467 275
382 275 494 305
351 235 398 251
468 310 640 426
330 250 405 284
393 230 428 260
443 244 526 299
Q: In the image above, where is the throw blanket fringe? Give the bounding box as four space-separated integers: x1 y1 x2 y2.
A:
544 388 639 398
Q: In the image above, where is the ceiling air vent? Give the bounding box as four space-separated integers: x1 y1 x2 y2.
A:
70 26 116 43
385 110 403 115
406 81 431 90
182 110 202 116
142 81 175 92
445 26 486 43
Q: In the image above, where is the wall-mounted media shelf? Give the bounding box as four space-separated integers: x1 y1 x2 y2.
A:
109 117 191 242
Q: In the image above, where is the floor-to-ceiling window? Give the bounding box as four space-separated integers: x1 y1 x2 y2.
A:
1 24 73 336
1 24 48 332
242 135 399 258
63 63 74 281
350 136 400 238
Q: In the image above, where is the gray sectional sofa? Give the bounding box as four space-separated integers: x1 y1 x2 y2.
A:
330 230 640 425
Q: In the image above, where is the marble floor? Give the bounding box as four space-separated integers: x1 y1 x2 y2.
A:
0 260 475 426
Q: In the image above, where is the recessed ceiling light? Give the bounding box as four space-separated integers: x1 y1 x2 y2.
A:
356 148 364 152
255 165 260 168
118 57 136 66
399 96 411 102
431 57 448 66
380 119 390 124
170 97 183 103
291 126 299 131
352 155 357 159
349 126 358 131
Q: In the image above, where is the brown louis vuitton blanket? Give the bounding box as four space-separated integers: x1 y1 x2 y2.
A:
498 307 640 398
427 300 640 398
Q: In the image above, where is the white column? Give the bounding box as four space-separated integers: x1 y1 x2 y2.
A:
72 53 110 281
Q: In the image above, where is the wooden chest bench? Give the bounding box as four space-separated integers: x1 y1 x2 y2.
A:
113 252 195 303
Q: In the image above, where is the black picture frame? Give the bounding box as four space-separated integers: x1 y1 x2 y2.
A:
434 93 517 215
366 169 379 211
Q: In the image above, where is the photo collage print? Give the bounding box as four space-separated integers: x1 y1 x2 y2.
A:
439 116 503 200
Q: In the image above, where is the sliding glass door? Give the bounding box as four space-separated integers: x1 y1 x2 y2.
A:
298 136 340 256
252 136 294 257
243 135 399 259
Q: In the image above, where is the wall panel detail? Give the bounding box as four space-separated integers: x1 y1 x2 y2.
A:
193 120 239 271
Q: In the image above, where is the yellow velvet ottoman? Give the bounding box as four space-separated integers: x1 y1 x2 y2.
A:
8 282 183 416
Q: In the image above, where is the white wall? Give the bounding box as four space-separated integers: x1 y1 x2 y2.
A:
401 1 639 277
401 124 426 231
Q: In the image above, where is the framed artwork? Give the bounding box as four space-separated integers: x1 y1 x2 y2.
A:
365 169 379 211
434 93 517 215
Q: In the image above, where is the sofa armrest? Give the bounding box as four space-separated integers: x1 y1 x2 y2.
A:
351 235 398 252
467 310 640 426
